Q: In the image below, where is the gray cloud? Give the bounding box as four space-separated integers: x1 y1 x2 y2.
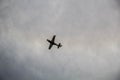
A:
0 0 120 80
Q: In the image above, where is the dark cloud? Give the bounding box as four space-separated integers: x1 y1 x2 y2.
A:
116 0 120 6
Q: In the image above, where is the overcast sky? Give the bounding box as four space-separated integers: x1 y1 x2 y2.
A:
0 0 120 80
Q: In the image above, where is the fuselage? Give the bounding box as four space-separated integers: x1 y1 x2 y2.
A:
47 39 57 46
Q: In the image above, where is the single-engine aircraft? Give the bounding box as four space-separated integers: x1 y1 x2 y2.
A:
47 35 62 50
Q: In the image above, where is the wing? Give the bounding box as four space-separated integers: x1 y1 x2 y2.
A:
51 35 56 42
49 44 53 49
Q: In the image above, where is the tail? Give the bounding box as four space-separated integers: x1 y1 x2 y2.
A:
57 43 62 48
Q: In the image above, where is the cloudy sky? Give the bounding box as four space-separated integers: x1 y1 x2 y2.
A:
0 0 120 80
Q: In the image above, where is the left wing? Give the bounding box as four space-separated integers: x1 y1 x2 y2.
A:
49 44 53 49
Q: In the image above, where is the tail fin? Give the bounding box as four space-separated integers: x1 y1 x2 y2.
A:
57 43 62 48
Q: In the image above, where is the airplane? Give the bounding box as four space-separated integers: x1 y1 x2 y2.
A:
47 35 62 50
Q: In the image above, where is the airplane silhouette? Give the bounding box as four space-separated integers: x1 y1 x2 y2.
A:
47 35 62 50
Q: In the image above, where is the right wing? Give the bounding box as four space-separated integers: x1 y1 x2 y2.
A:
49 44 53 49
51 35 56 42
